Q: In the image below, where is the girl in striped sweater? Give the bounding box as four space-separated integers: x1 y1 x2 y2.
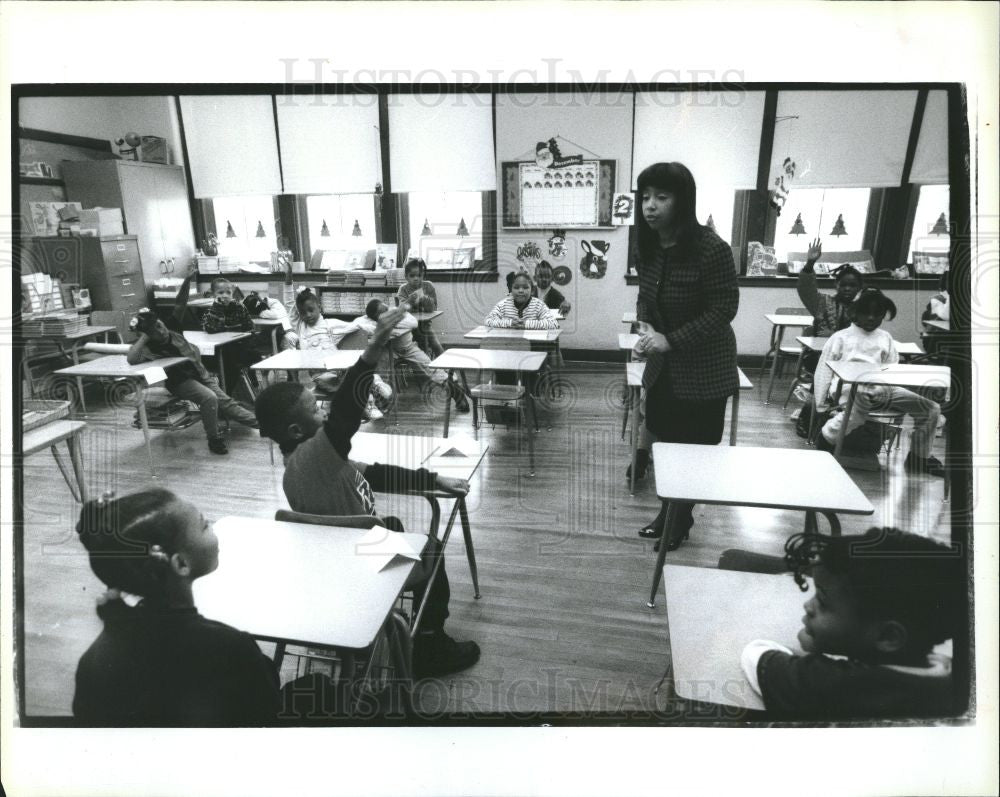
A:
485 272 560 329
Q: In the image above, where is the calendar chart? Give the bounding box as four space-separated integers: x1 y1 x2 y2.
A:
503 159 616 229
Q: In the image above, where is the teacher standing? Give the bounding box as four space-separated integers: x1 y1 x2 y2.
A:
633 162 740 551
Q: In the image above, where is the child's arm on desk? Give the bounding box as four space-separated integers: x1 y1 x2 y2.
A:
126 334 150 366
353 461 470 496
323 307 407 458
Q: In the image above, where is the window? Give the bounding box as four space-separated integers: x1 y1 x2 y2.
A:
772 188 870 265
305 194 378 262
407 191 484 269
908 185 950 264
698 187 735 245
212 195 278 263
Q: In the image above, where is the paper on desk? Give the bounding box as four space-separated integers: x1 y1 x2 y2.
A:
138 367 167 384
524 330 549 341
356 525 423 572
423 435 483 472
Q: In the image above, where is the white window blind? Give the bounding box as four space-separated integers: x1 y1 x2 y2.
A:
179 95 283 198
910 90 948 185
276 96 382 195
769 90 917 189
388 93 495 193
632 90 765 190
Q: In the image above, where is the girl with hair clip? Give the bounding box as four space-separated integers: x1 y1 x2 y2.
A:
631 161 740 550
72 489 282 725
813 288 945 477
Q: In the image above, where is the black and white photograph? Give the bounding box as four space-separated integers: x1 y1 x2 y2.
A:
1 3 997 797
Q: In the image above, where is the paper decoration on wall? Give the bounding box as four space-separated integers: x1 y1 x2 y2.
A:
376 243 398 270
547 230 567 259
769 157 796 216
612 193 635 226
552 265 572 286
580 240 610 280
516 241 543 268
535 138 584 169
503 159 616 228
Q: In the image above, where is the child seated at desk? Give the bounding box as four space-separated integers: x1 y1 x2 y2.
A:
813 287 944 477
73 489 350 725
73 488 280 725
285 289 392 421
201 277 261 394
487 272 560 330
254 305 480 678
533 260 571 317
358 299 470 413
741 527 962 718
128 294 258 456
395 257 444 358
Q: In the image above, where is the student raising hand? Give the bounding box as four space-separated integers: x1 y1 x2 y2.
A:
804 238 823 269
435 476 470 497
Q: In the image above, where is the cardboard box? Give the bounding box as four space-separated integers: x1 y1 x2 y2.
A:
79 207 124 236
140 136 168 164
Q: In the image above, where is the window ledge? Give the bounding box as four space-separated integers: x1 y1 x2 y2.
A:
625 273 941 287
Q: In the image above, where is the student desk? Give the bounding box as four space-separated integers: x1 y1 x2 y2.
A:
411 310 444 324
22 324 117 412
429 348 548 475
193 516 423 689
22 419 89 502
622 311 637 325
351 431 488 600
825 362 951 458
251 317 285 355
662 564 806 710
464 326 564 397
646 443 873 607
54 355 189 474
182 330 251 394
762 313 815 404
622 364 753 494
251 348 362 386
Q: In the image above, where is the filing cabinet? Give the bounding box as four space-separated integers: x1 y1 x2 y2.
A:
26 235 148 316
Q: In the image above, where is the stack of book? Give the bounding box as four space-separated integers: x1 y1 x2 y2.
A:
344 271 366 287
132 396 199 430
218 255 244 273
324 272 348 286
21 311 85 337
362 271 387 287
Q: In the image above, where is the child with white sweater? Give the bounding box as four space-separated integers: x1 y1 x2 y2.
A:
814 288 943 477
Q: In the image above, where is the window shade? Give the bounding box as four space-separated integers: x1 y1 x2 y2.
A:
276 95 382 195
388 93 495 192
179 96 283 198
770 90 917 189
910 90 948 185
632 90 765 190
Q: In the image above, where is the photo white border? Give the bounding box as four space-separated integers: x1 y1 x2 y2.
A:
2 3 997 796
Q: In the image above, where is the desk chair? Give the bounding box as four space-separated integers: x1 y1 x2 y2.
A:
761 307 811 403
274 508 444 639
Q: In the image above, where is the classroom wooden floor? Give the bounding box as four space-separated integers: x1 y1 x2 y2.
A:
19 362 950 720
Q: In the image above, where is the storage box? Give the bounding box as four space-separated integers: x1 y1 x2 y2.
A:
140 136 168 164
79 208 124 236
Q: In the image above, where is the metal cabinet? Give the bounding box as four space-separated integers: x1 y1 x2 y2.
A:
61 160 196 285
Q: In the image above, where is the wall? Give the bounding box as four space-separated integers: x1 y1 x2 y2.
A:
494 91 637 351
19 96 182 165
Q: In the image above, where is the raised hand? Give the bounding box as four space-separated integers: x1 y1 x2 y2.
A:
807 238 822 262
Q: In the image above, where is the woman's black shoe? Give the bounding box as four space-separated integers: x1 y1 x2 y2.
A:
638 520 662 539
626 448 650 482
652 517 694 552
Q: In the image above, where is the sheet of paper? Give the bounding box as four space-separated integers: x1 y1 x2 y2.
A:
355 525 423 572
139 366 167 384
524 330 549 341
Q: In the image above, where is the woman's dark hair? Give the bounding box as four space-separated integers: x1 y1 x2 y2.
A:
783 528 963 655
635 161 702 259
830 263 865 287
851 287 897 321
295 288 319 312
403 257 427 277
76 489 186 597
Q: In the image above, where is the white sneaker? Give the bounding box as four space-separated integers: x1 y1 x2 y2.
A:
363 398 384 422
372 375 393 400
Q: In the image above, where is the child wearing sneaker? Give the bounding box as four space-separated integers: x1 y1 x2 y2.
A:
127 276 258 456
741 527 962 718
254 306 480 679
285 289 391 421
357 300 470 413
813 288 944 476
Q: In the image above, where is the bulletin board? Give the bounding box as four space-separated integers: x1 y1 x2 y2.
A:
502 160 616 229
